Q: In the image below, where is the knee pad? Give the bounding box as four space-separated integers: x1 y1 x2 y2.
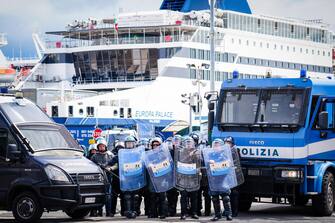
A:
222 195 230 203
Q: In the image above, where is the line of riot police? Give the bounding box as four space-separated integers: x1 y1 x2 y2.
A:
85 133 244 221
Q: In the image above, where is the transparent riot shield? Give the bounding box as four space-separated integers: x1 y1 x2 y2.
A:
174 145 201 192
118 146 146 191
202 145 238 192
231 146 244 186
144 144 174 192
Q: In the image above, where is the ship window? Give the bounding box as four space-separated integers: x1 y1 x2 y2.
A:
238 39 241 45
323 51 325 56
51 106 58 117
79 109 84 116
113 110 118 117
127 108 132 118
281 45 283 50
68 106 73 117
87 107 94 117
120 108 124 118
300 48 303 53
274 44 277 50
266 43 269 48
306 49 309 54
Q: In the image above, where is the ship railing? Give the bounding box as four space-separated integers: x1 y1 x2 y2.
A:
45 35 192 49
73 75 156 85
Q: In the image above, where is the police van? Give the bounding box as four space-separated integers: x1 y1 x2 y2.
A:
0 92 107 222
208 76 335 216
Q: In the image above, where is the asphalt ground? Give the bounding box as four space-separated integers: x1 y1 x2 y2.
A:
1 201 335 222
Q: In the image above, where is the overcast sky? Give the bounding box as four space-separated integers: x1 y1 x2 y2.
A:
0 0 334 58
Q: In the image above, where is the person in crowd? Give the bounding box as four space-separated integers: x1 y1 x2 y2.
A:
177 136 200 220
87 144 97 160
209 139 233 221
146 137 168 219
122 136 142 219
107 141 125 217
224 136 242 217
166 134 182 217
91 138 114 217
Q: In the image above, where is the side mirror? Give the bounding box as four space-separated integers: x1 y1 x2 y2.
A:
7 144 21 161
319 111 328 130
204 91 218 101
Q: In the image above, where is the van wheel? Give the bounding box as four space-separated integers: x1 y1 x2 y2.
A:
65 209 90 219
12 192 43 223
238 195 253 211
312 171 334 216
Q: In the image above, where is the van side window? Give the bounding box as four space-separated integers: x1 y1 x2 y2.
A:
313 99 335 129
0 129 8 158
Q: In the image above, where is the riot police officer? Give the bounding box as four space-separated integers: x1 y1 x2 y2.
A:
166 134 182 216
175 136 201 220
224 136 243 217
209 139 233 221
91 138 113 217
122 136 142 219
190 133 211 217
107 141 125 217
146 137 169 219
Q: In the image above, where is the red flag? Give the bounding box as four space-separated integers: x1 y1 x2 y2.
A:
114 23 119 32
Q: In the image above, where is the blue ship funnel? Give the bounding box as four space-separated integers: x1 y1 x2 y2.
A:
160 0 252 14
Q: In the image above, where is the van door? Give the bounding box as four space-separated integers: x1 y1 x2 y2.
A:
308 97 335 161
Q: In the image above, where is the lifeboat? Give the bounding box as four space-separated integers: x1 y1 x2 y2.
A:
0 67 16 83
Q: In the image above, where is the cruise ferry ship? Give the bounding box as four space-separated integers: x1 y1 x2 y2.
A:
21 0 335 144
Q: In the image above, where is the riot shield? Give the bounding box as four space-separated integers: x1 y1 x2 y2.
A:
202 145 237 192
118 146 146 191
174 145 201 192
231 146 244 186
144 144 174 192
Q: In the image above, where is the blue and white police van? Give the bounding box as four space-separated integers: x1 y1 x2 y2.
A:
208 75 335 216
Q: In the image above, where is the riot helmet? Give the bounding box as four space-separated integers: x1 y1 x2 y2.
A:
224 136 235 147
182 136 195 149
172 134 182 148
124 135 137 149
212 138 224 149
96 138 108 153
151 137 162 149
189 132 200 146
138 138 149 149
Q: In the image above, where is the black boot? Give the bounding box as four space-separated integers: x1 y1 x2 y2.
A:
230 188 239 217
134 194 142 216
204 189 211 216
124 193 133 219
211 196 222 221
159 192 168 219
223 195 233 221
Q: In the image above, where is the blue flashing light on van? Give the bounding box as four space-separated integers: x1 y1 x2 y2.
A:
208 77 335 216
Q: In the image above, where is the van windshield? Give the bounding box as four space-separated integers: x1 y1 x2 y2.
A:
220 88 307 127
16 123 82 153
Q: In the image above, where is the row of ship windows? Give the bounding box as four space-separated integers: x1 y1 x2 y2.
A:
190 49 333 73
51 105 133 118
189 70 264 81
231 38 332 57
